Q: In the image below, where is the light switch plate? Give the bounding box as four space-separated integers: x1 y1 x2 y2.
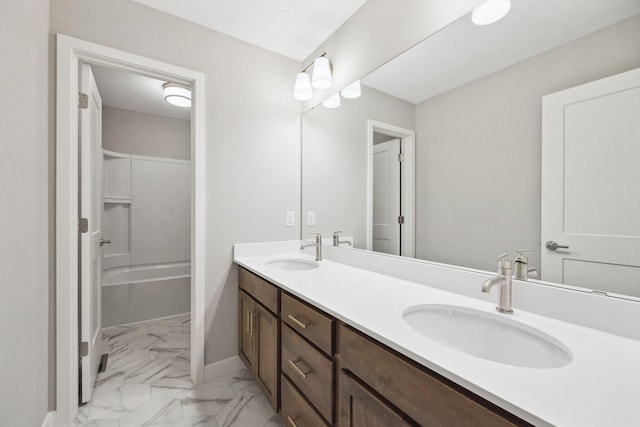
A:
307 211 315 226
286 211 295 227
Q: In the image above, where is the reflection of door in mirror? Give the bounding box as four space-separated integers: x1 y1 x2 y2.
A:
541 67 640 298
372 137 401 255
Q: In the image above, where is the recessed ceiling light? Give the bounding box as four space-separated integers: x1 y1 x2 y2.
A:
471 0 511 26
163 83 191 108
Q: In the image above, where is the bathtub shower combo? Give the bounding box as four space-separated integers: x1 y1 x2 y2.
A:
101 150 191 328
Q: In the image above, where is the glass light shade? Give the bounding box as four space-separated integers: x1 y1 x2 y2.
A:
471 0 511 26
312 56 332 89
341 80 361 99
293 72 313 101
322 93 341 109
163 83 191 107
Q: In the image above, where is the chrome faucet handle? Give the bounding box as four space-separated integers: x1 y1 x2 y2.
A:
332 231 342 236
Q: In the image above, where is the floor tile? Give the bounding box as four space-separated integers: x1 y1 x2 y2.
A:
74 314 283 427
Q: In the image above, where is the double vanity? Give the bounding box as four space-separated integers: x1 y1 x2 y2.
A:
234 241 640 426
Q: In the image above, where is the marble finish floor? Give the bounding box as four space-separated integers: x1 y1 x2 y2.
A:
75 314 284 427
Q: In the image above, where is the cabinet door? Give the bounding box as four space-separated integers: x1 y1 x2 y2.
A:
238 290 256 374
256 304 279 410
339 371 416 427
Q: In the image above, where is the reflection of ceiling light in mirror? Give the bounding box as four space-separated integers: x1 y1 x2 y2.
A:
472 0 511 26
341 80 361 99
293 72 313 101
163 83 191 107
322 93 341 109
312 56 333 89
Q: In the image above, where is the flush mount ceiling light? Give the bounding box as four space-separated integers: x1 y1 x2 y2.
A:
293 52 333 101
341 80 361 99
322 93 341 109
471 0 511 26
163 83 191 108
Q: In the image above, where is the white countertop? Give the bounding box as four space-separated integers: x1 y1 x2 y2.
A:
234 242 640 427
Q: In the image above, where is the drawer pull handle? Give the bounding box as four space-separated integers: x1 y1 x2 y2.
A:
287 416 299 427
288 314 308 329
288 359 311 379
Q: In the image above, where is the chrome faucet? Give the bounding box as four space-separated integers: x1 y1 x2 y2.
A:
300 233 322 261
513 249 537 281
481 253 513 314
332 231 352 247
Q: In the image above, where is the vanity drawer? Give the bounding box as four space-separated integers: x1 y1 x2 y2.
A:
338 323 527 427
281 375 329 427
238 267 279 314
281 292 333 355
282 323 334 423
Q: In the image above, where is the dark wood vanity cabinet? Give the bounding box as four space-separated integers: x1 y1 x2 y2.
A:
280 292 335 426
237 266 530 426
338 324 530 427
238 267 279 410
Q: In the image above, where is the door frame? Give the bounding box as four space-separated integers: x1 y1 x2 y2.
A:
56 34 206 425
366 120 415 257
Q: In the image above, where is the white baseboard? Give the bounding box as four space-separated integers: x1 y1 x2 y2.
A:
204 355 245 381
41 411 56 427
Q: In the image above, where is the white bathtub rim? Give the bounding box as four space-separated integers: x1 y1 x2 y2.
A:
102 261 190 287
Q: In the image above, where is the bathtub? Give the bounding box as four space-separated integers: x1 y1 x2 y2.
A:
102 262 191 327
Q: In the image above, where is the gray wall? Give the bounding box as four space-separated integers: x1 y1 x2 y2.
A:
102 106 191 160
302 86 414 246
50 0 301 371
414 14 640 274
0 1 51 426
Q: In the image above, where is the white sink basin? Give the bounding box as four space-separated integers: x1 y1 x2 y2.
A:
264 258 319 271
403 304 572 368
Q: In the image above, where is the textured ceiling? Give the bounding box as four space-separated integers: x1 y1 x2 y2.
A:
92 65 190 121
131 0 368 61
363 0 640 104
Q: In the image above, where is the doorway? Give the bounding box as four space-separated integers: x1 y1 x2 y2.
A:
367 120 416 257
56 34 206 425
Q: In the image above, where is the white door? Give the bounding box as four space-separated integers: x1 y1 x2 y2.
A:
372 139 401 255
79 63 104 402
541 67 640 298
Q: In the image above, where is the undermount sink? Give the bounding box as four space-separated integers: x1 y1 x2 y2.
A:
264 258 319 271
403 304 572 369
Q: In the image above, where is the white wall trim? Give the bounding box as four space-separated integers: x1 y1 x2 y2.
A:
41 411 56 427
204 356 245 381
366 120 416 257
55 33 206 426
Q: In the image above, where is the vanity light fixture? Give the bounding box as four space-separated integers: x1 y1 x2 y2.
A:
293 72 313 101
341 80 361 99
322 93 341 109
471 0 511 26
163 83 191 108
311 56 332 89
293 52 333 101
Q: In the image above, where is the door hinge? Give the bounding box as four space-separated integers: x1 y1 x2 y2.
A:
398 153 405 162
79 92 89 109
398 215 405 224
79 218 88 233
79 341 89 358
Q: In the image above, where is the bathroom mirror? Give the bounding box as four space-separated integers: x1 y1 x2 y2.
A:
301 0 640 300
